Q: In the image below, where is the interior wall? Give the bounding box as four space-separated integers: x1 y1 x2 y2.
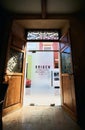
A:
61 18 85 129
70 18 85 129
12 21 25 39
0 8 12 83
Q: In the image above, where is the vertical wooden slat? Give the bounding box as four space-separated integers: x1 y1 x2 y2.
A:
41 0 47 19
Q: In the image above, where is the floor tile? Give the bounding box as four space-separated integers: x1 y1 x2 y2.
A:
3 106 82 130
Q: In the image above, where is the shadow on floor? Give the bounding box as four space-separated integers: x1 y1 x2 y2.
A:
2 106 83 130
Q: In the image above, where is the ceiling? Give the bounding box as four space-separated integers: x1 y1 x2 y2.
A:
0 0 84 29
0 0 85 15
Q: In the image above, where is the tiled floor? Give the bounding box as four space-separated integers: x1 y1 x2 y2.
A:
2 106 82 130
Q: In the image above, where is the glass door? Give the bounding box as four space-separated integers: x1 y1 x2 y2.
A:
24 42 61 106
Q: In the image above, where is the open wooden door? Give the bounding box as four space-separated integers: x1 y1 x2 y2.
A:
60 31 77 120
3 21 26 115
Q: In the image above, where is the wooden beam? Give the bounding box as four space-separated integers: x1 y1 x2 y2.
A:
41 0 47 19
10 13 79 20
12 13 41 19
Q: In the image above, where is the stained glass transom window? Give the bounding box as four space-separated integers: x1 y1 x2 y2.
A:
27 31 59 40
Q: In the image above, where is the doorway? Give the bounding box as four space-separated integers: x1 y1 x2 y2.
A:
3 20 77 121
23 42 61 106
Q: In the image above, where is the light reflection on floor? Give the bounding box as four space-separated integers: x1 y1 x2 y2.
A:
3 106 82 130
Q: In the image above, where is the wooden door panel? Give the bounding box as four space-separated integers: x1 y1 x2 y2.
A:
62 75 72 110
60 30 77 120
4 75 22 108
3 21 26 115
70 75 76 113
62 74 77 120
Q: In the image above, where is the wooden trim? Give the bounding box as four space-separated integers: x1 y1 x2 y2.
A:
46 13 78 19
13 14 42 19
11 13 78 20
60 30 70 43
61 73 70 76
20 43 26 106
58 51 63 105
6 73 23 76
2 103 22 116
10 45 25 53
20 71 24 106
